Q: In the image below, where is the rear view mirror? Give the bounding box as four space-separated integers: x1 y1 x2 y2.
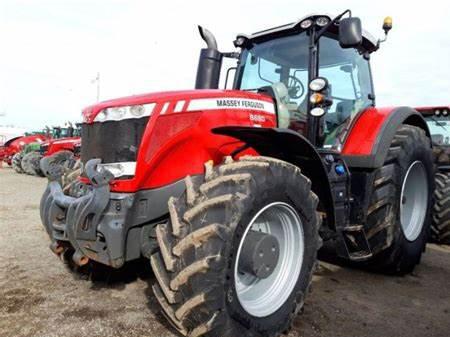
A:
339 17 362 48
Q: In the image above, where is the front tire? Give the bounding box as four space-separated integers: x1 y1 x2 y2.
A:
12 152 24 173
363 125 434 274
151 156 320 337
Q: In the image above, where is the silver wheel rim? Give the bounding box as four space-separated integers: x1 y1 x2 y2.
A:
400 161 428 242
234 202 304 317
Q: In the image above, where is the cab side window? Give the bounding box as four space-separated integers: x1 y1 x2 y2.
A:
319 36 373 148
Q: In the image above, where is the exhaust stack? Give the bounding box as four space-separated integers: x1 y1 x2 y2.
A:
195 26 223 89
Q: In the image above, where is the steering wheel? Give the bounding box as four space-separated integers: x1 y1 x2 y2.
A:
287 76 305 99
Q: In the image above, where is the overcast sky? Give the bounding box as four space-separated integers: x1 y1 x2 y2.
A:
0 0 449 130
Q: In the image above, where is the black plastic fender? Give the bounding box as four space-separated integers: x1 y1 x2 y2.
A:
213 126 335 227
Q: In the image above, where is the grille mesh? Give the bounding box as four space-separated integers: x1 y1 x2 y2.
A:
81 117 148 164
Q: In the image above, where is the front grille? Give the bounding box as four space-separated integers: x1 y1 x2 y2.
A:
81 118 148 164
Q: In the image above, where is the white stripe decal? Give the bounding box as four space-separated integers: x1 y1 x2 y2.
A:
160 102 170 115
186 98 275 114
174 100 185 112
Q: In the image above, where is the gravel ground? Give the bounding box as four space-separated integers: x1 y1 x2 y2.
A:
1 167 449 337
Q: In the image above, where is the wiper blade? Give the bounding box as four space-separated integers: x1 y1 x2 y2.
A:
430 116 448 131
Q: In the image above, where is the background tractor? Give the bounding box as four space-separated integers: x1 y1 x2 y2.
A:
2 133 48 172
40 11 436 337
416 106 450 244
39 125 82 189
12 125 81 176
20 141 45 176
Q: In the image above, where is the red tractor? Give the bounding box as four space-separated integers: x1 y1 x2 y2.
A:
19 125 80 176
2 133 48 170
40 12 436 337
416 106 450 244
39 124 81 157
40 136 81 157
39 133 82 189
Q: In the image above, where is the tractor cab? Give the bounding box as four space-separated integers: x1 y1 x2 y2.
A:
196 12 391 150
51 124 81 139
232 13 379 149
417 106 450 146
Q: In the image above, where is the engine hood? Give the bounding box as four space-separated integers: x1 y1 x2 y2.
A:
82 89 274 124
8 135 46 149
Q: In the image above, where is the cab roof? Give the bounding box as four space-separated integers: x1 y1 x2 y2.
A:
239 13 379 53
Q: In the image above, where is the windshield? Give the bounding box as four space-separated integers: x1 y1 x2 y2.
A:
425 115 450 146
236 32 310 133
52 127 77 138
235 31 374 149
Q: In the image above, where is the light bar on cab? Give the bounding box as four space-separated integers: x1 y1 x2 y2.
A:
94 103 156 123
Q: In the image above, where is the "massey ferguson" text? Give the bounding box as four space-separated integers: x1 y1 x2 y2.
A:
216 99 265 110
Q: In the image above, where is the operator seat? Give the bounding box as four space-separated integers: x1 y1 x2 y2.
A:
267 82 300 128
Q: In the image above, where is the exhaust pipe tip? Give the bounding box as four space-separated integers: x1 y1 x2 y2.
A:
72 250 89 266
195 25 222 89
198 25 218 50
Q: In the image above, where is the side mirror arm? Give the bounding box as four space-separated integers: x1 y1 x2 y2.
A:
314 9 352 43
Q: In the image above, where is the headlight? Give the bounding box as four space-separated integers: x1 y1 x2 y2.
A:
310 107 326 117
309 77 328 92
94 103 155 122
108 107 127 119
97 161 136 178
130 104 146 117
315 17 330 27
300 19 313 29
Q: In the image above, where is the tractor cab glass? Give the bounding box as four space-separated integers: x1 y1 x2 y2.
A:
424 111 450 146
319 36 373 148
235 27 374 150
236 33 310 134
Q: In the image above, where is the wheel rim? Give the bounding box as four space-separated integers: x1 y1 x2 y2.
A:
400 161 428 242
234 202 304 317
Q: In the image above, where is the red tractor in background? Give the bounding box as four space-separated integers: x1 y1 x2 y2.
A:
38 127 82 188
1 133 48 170
40 136 81 157
39 124 81 158
416 106 450 244
17 125 81 176
40 12 439 337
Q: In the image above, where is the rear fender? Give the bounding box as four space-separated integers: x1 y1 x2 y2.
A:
213 126 335 226
342 106 431 168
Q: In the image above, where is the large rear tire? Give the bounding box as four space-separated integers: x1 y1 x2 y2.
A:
151 156 320 337
431 172 450 244
21 152 43 176
362 125 434 274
